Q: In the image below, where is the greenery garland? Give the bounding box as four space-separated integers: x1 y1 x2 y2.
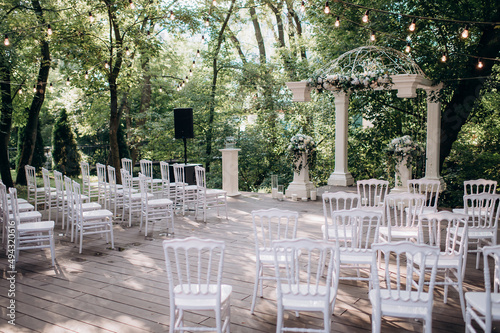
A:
308 69 395 94
288 134 317 172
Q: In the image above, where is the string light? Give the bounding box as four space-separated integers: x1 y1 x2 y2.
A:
205 17 209 27
170 11 175 20
159 87 163 93
192 60 196 68
185 76 189 83
105 61 109 69
181 80 185 87
33 85 37 93
409 18 416 32
129 0 135 9
66 77 70 86
196 49 200 57
47 24 53 36
18 88 22 95
4 35 9 46
202 35 205 41
125 47 130 56
370 30 375 41
477 58 483 69
147 30 151 37
335 16 340 27
49 83 53 91
89 12 94 23
362 10 370 23
461 25 469 39
405 42 411 53
212 0 217 5
189 69 193 76
324 1 330 14
300 1 305 13
441 52 447 62
85 70 89 79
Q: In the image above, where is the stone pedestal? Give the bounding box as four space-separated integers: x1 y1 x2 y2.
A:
393 156 412 192
286 153 315 199
220 149 241 196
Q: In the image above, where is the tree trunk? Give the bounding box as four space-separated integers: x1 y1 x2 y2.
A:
248 0 266 65
15 0 50 185
0 59 14 188
440 18 500 169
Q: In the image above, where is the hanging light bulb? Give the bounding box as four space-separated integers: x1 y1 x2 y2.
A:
362 10 370 23
33 85 37 93
47 24 53 36
409 18 416 32
49 83 53 91
159 87 163 93
335 16 340 27
205 17 209 27
189 69 193 76
185 76 189 83
89 12 94 23
85 70 89 79
300 1 305 13
181 80 185 87
147 30 151 37
125 47 130 56
370 30 375 42
441 52 447 62
324 1 330 14
196 49 200 57
170 10 175 20
66 77 70 86
405 42 411 53
192 60 196 68
105 61 109 69
129 0 135 9
201 35 205 41
4 35 9 46
212 0 217 5
461 25 469 39
18 88 22 95
477 58 483 69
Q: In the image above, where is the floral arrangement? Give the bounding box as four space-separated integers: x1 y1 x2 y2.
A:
309 69 394 93
288 134 317 172
386 135 425 168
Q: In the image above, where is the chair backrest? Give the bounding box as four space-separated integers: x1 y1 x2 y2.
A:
138 173 150 204
252 208 298 251
464 179 497 196
160 161 171 183
120 169 133 195
330 209 382 251
194 165 206 191
173 164 185 184
96 163 107 184
41 168 52 194
464 193 500 230
25 165 37 189
323 192 361 233
8 187 21 228
71 181 85 218
407 178 441 210
107 165 118 189
80 162 90 182
357 179 390 208
272 238 340 304
384 192 426 228
140 159 153 179
371 241 439 309
163 237 225 304
63 176 73 206
481 245 500 331
53 170 64 196
121 158 134 177
0 183 9 224
419 211 468 259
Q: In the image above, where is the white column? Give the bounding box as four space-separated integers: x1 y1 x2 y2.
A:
219 149 241 196
423 87 443 182
285 153 315 199
328 91 354 186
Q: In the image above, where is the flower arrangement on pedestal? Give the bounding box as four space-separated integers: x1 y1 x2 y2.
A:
288 134 317 172
308 69 394 94
386 135 425 169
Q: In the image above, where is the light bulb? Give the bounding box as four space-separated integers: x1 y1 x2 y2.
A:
33 85 37 93
47 24 53 36
202 35 205 41
182 81 185 87
370 31 375 42
89 12 94 23
125 47 130 56
189 69 193 76
477 58 483 69
105 61 109 69
300 1 305 13
324 1 330 14
147 30 151 37
66 78 70 86
4 35 9 46
205 17 209 27
129 0 135 9
362 10 369 23
159 87 163 93
441 52 447 62
409 18 416 32
192 60 196 68
196 49 200 57
405 42 411 53
212 0 216 5
170 11 175 20
49 83 53 91
335 16 340 27
461 25 469 39
18 88 22 95
85 70 89 79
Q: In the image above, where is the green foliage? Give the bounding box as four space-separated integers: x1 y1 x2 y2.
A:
52 109 80 176
16 121 46 170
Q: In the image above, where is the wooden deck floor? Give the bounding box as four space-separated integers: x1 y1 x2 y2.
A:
0 191 495 332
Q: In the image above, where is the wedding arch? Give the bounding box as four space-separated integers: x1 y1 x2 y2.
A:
286 45 443 187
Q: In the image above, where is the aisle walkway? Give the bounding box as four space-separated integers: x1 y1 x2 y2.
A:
0 191 489 332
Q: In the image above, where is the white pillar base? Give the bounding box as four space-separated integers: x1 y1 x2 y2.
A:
220 149 241 196
327 172 354 186
285 181 315 199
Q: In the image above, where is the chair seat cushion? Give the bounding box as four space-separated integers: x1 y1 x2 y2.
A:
82 209 113 220
10 211 42 222
18 220 54 231
174 284 232 309
465 292 500 319
281 285 335 310
82 202 102 211
369 289 431 318
148 198 173 207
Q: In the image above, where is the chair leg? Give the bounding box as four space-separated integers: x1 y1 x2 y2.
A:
49 230 55 266
250 261 261 314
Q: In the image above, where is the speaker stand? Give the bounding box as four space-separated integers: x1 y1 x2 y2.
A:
183 137 188 164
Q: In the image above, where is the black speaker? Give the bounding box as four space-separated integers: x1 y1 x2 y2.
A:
174 108 194 139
